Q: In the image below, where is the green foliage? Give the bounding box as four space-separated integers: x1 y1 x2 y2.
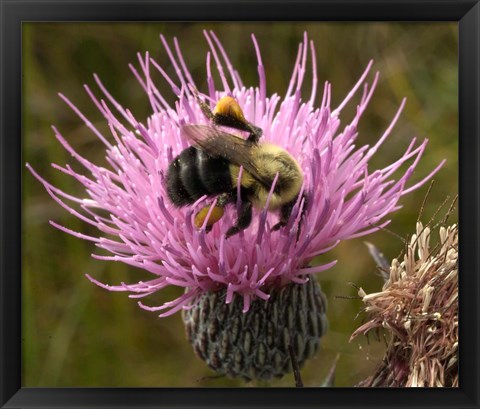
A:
23 22 458 387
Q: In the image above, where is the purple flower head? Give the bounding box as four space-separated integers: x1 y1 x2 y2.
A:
27 31 444 317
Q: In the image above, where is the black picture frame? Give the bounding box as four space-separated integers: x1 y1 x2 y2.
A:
1 0 478 408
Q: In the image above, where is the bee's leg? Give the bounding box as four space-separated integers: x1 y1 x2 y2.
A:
245 125 263 144
216 192 234 208
225 200 253 238
204 225 213 233
272 193 309 234
271 200 295 231
198 193 235 234
212 114 263 144
203 193 235 233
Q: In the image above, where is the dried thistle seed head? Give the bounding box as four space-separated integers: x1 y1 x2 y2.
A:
352 223 458 387
183 278 328 381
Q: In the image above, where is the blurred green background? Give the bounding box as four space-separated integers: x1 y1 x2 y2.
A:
22 23 458 387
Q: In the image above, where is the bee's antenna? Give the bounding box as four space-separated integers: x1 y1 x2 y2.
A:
189 85 215 121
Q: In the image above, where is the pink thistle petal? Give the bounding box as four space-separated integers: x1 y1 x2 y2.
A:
203 30 230 93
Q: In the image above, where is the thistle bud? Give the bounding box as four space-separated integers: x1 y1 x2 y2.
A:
183 278 328 380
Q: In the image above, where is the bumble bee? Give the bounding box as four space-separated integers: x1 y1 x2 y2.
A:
166 94 306 238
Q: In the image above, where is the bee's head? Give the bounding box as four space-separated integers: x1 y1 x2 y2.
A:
212 96 262 142
213 96 248 126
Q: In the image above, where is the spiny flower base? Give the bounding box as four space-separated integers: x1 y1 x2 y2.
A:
183 278 328 381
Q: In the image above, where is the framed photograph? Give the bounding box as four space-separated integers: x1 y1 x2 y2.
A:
1 1 478 408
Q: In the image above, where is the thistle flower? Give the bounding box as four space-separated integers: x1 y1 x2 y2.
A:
351 223 458 387
27 31 443 380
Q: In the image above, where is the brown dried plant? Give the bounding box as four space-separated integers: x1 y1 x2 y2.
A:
351 222 458 387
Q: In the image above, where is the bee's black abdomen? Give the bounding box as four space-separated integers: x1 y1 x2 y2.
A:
179 147 209 201
166 151 193 207
166 147 232 207
197 150 232 194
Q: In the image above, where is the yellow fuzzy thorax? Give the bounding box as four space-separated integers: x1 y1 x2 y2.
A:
229 143 304 210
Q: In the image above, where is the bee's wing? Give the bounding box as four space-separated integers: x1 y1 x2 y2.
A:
182 125 270 188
